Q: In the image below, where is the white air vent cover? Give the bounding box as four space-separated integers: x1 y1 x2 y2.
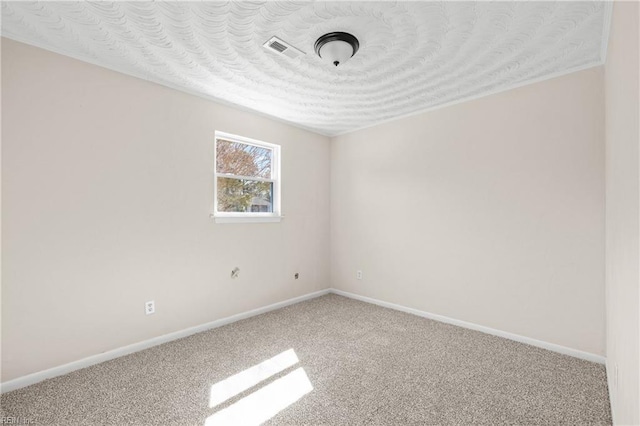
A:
263 36 305 59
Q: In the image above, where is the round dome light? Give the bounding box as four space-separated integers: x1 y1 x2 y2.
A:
314 32 360 67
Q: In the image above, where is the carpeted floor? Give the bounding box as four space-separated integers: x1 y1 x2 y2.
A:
1 294 611 425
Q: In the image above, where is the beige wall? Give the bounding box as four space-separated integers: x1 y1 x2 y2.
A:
604 2 640 425
1 39 331 382
2 21 626 396
331 67 606 356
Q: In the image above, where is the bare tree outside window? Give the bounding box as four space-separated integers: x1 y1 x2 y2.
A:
215 137 277 214
216 140 271 178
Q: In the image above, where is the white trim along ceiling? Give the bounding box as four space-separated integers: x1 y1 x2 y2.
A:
1 1 613 136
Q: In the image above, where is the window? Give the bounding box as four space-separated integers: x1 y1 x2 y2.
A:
213 131 281 223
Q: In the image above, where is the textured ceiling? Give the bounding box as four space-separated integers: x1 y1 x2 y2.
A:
2 1 611 136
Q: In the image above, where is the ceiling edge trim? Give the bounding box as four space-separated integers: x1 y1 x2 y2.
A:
331 60 605 139
600 1 614 63
0 35 333 139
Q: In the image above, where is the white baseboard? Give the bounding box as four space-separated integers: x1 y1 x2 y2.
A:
0 289 330 394
2 287 605 394
329 288 606 365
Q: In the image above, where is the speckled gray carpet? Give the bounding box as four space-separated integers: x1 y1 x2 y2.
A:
1 294 611 425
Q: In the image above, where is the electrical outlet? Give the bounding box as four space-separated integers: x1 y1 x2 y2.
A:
145 300 155 315
356 270 363 280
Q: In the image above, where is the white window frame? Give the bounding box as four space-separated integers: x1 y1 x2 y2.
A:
213 131 282 224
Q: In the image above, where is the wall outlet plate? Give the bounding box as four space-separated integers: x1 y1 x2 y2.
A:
145 300 155 315
356 270 363 280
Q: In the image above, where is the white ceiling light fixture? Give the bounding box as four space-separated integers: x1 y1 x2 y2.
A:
314 32 359 67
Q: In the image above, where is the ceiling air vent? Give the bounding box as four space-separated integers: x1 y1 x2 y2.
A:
263 36 305 59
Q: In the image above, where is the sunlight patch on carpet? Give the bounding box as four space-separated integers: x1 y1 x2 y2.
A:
205 367 313 426
208 348 300 408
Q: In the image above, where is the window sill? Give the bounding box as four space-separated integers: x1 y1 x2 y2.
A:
210 214 283 224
